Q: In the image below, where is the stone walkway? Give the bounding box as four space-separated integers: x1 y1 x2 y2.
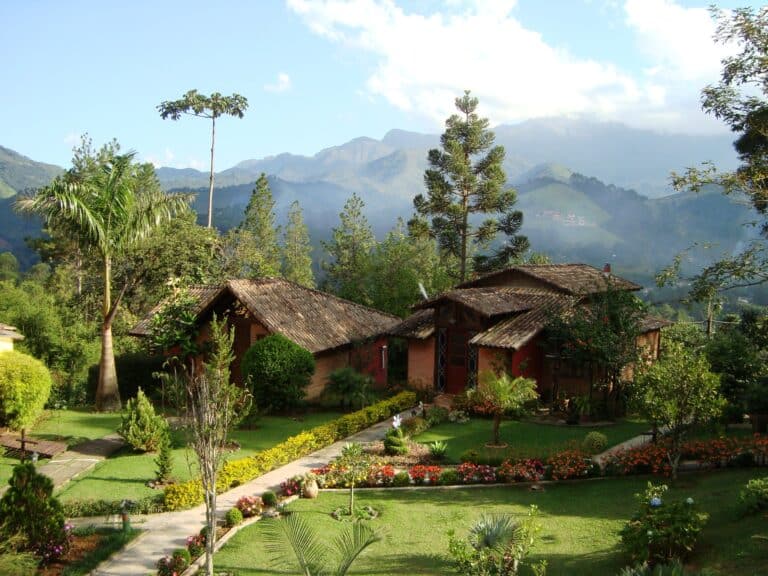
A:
90 410 413 576
592 427 658 467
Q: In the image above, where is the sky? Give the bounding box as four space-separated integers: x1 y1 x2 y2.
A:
1 0 762 171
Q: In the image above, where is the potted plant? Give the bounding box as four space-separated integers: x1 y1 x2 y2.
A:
301 472 319 499
746 377 768 433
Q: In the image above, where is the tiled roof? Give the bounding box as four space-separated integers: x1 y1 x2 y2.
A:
414 287 559 317
469 297 568 349
130 278 400 354
388 309 435 339
129 285 222 337
457 263 641 295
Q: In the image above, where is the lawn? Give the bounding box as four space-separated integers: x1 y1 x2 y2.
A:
214 469 768 576
414 417 651 462
55 412 342 503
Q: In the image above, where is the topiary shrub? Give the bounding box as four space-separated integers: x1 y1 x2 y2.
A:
262 490 278 508
0 350 52 430
739 476 768 516
225 506 244 527
0 462 71 563
583 431 609 454
383 426 409 455
118 388 168 452
241 334 315 413
154 428 174 483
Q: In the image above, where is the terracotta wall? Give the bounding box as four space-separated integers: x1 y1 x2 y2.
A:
309 349 350 400
407 337 435 390
351 337 389 387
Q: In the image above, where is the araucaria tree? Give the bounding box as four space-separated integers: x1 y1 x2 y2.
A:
15 146 190 411
631 326 725 479
157 89 248 228
671 7 768 293
412 90 528 282
282 200 315 287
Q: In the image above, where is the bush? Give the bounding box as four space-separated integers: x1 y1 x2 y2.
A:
739 476 768 515
157 548 190 576
241 334 315 413
62 494 165 518
235 495 262 518
547 449 593 480
439 468 460 485
262 490 278 507
401 415 429 435
384 426 409 455
0 350 52 429
0 462 70 563
225 507 244 527
618 561 698 575
392 471 411 487
409 464 442 485
87 351 166 403
429 440 448 460
324 367 373 410
620 483 708 566
154 428 173 483
117 388 168 452
186 533 205 558
583 431 609 454
425 406 449 426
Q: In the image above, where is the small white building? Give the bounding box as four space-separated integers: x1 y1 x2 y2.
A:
0 323 23 351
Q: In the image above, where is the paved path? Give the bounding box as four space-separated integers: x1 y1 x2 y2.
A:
593 427 658 467
0 434 125 496
91 411 412 576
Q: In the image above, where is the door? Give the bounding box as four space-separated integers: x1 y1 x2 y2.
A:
445 328 469 394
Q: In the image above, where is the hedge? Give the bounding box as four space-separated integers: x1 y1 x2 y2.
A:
163 391 416 511
0 350 52 429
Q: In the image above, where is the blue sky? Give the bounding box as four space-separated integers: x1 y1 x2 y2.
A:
1 0 761 171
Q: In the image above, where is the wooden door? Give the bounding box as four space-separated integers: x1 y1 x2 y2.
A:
445 328 469 394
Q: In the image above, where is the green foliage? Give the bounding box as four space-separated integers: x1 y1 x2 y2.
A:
87 351 166 404
321 193 375 304
447 506 544 576
282 200 315 288
425 406 450 427
392 471 411 487
241 333 315 413
412 90 528 282
620 483 707 566
262 490 278 508
583 431 609 455
739 477 768 516
429 440 449 460
631 329 725 478
154 428 173 483
263 512 382 576
118 388 167 452
324 367 373 410
235 173 281 277
0 463 70 562
0 349 52 429
61 494 165 518
157 547 191 576
469 371 538 445
225 506 244 527
617 561 702 576
383 426 409 456
0 539 37 576
745 377 768 414
148 283 200 360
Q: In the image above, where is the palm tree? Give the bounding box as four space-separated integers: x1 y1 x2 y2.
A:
263 514 382 576
15 150 191 410
473 371 539 446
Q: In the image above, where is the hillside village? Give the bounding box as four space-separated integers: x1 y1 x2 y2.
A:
2 3 768 576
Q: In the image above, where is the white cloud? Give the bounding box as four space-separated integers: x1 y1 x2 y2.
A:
264 72 292 93
63 132 82 146
144 148 205 170
287 0 735 133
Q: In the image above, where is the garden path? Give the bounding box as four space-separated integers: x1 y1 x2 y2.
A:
90 409 417 576
592 427 660 467
0 433 125 496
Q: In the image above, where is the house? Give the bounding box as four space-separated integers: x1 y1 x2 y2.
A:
0 323 23 352
131 278 400 399
390 263 667 400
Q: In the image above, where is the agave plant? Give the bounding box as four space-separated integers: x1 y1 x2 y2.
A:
468 513 519 550
263 513 382 576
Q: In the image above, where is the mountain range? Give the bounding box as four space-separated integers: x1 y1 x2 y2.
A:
0 118 755 286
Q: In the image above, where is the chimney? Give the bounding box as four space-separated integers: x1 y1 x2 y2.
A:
603 263 611 276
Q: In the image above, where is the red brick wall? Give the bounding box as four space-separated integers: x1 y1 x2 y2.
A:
407 337 435 390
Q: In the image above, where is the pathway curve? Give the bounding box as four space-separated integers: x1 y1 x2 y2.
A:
91 410 413 576
592 427 658 467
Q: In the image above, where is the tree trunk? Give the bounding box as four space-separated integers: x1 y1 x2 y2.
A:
205 487 216 576
207 115 216 228
95 256 121 411
493 414 501 445
349 481 355 516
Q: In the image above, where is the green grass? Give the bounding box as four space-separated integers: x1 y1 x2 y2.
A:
214 469 768 576
31 408 123 446
62 527 141 576
414 417 651 462
55 412 342 503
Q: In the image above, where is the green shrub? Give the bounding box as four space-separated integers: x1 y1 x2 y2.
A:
324 367 374 410
118 388 168 452
402 415 429 435
739 476 768 515
0 462 70 562
620 483 708 565
439 468 460 485
262 490 278 508
225 506 244 527
62 495 165 518
583 431 609 454
87 351 166 403
460 449 480 464
384 426 409 455
618 561 704 575
392 471 411 487
154 428 173 483
429 440 449 460
241 334 315 413
157 548 190 575
426 406 449 426
0 350 52 429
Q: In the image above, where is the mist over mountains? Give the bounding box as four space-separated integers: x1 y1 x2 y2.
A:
0 118 753 285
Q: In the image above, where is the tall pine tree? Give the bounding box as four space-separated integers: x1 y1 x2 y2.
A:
282 200 315 288
412 90 528 282
322 193 374 304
